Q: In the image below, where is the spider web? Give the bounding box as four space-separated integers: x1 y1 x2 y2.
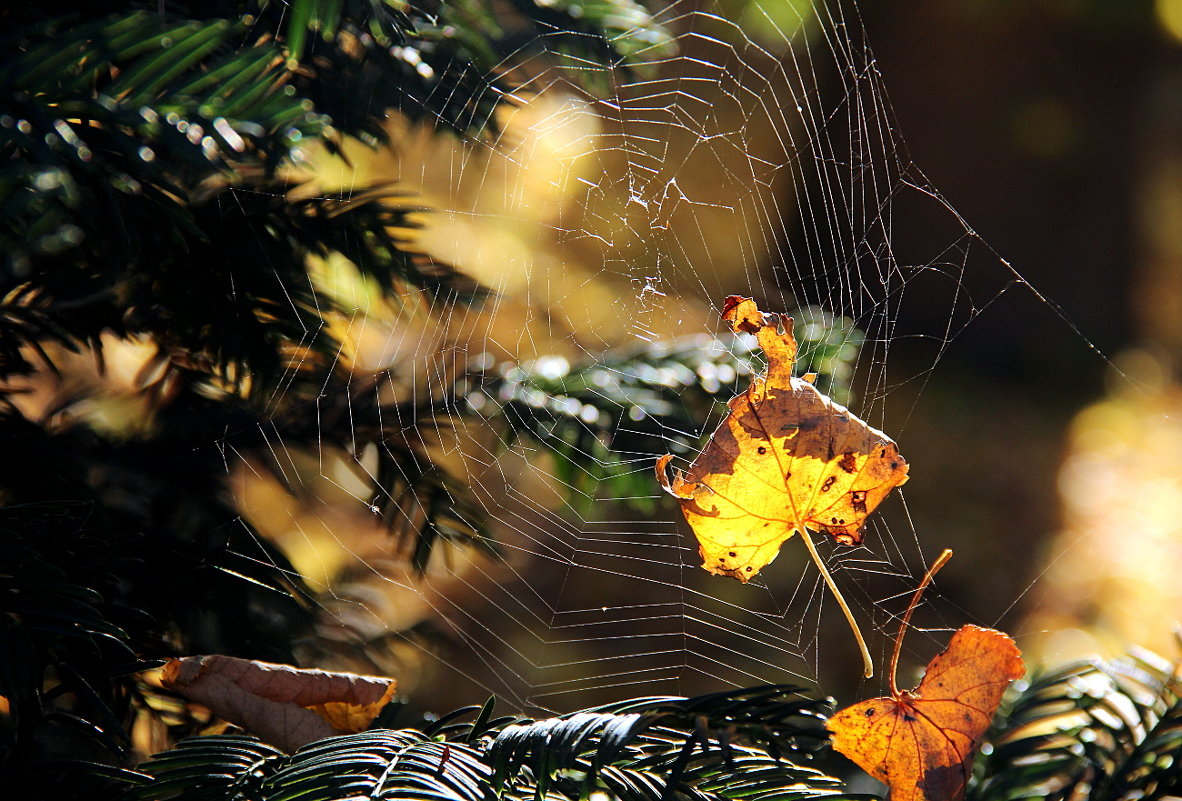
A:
233 0 1080 716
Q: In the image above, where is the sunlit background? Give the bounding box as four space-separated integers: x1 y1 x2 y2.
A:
8 0 1182 725
864 0 1182 663
248 0 1182 698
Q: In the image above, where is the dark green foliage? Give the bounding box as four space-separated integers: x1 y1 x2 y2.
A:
971 647 1182 801
128 734 284 799
0 7 447 385
0 504 138 749
123 687 859 801
0 0 672 388
0 427 314 794
483 686 832 781
113 648 1182 801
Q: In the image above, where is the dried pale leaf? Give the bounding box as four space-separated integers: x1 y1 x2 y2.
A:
161 654 397 752
657 295 908 581
826 625 1025 801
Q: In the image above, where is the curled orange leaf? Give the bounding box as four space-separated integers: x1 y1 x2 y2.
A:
161 654 397 752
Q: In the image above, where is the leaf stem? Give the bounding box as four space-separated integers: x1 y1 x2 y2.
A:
889 548 953 698
799 528 873 679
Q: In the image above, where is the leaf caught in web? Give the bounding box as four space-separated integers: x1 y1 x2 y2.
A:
826 624 1025 801
161 654 397 752
656 295 909 582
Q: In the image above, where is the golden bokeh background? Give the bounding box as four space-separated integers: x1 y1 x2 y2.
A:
7 1 1182 716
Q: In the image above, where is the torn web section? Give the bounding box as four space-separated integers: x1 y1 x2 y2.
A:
227 0 1001 717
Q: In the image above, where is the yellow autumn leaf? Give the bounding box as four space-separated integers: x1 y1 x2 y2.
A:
657 295 909 582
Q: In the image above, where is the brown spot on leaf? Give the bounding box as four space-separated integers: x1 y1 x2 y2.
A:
851 490 868 514
829 530 858 546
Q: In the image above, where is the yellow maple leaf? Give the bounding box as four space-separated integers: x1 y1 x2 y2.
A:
657 295 908 580
657 295 910 676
